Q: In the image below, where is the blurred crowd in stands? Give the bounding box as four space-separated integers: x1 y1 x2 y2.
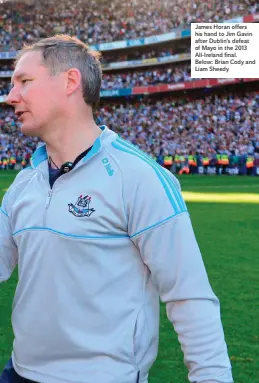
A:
102 47 176 64
0 80 11 96
0 107 38 168
0 0 257 51
96 93 259 158
0 47 190 67
0 63 14 71
0 92 258 171
102 64 192 89
0 47 188 68
0 63 192 93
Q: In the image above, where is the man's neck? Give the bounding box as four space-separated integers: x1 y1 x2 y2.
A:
45 123 102 168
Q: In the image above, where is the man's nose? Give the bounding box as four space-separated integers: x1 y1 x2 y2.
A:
6 86 21 106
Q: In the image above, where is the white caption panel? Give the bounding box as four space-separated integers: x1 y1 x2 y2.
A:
191 23 259 78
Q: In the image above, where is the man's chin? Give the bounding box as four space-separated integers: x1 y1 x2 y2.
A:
20 124 39 137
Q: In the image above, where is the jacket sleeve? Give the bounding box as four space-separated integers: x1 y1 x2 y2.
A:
128 168 233 383
0 193 18 282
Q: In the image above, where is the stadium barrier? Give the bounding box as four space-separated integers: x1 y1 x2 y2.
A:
196 166 259 176
170 165 259 176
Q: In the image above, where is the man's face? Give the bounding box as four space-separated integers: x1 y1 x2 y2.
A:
7 51 65 137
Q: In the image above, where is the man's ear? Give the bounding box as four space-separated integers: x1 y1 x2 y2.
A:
66 68 82 96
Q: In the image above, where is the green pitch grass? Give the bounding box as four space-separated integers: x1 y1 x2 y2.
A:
0 171 258 383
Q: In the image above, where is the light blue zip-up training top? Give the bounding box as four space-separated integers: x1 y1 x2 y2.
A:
0 126 233 383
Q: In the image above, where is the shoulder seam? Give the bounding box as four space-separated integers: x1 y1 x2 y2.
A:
0 207 8 218
6 169 35 202
111 138 187 214
114 138 156 163
130 211 189 239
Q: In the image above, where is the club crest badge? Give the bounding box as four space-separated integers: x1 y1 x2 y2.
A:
68 195 95 217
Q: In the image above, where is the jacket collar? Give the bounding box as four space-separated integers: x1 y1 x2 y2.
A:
31 125 113 171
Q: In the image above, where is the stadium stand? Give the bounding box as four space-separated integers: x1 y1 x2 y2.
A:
0 0 258 175
102 47 176 64
1 90 259 173
0 0 258 50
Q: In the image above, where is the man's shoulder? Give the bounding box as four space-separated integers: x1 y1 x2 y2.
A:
2 167 35 211
106 137 160 176
8 166 34 194
105 137 181 193
102 136 186 215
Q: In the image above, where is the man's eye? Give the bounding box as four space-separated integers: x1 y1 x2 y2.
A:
22 79 30 84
